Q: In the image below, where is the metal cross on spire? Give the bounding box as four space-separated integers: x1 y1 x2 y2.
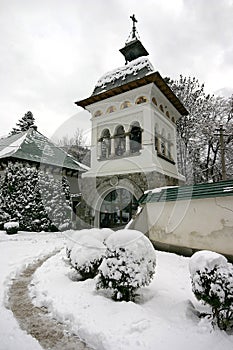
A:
130 14 138 39
120 15 148 63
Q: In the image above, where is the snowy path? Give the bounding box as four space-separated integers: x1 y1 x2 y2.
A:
0 231 93 350
7 253 91 350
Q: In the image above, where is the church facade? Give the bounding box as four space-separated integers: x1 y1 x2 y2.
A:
75 17 188 229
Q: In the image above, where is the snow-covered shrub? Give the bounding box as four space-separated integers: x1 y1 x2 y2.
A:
0 209 10 230
190 250 233 330
96 229 156 302
70 236 106 279
65 230 87 259
65 228 113 259
66 228 113 279
4 221 19 234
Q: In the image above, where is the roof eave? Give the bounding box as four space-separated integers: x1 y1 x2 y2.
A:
0 155 87 173
75 71 188 116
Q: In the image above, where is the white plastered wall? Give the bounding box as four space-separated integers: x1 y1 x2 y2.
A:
143 196 233 256
83 83 184 180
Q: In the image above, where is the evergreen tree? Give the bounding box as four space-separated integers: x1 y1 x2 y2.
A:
39 172 72 231
0 162 72 231
10 111 36 135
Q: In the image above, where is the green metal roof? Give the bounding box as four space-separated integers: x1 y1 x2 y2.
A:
0 128 88 172
139 180 233 204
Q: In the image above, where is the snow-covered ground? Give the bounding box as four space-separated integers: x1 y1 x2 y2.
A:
1 230 233 350
0 230 64 350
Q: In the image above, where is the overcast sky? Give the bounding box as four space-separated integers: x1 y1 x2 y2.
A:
0 0 233 143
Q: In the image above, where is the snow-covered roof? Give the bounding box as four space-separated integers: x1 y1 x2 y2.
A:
139 180 233 204
76 64 188 116
144 186 179 195
92 57 154 95
0 129 88 172
0 133 28 158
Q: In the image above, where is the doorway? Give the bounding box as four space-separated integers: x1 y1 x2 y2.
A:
100 188 137 229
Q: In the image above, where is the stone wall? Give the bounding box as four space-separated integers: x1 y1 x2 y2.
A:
75 170 183 228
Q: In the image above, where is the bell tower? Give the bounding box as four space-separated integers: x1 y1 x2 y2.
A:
75 16 188 229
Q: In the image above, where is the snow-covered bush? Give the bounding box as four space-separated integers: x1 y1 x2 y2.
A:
4 221 19 234
66 228 113 279
65 229 90 259
190 250 233 330
65 228 113 258
0 209 10 230
96 229 156 302
70 236 106 280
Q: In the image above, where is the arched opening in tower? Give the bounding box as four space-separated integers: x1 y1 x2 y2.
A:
99 188 137 229
129 122 142 153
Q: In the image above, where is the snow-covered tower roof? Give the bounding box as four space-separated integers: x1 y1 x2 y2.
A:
92 57 154 96
76 64 188 116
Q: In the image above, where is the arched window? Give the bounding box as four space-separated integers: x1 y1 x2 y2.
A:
129 122 142 153
106 106 116 114
159 104 164 113
114 125 126 156
101 129 111 159
155 127 174 162
135 96 148 104
152 97 157 106
94 110 102 117
120 101 131 109
166 111 170 118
